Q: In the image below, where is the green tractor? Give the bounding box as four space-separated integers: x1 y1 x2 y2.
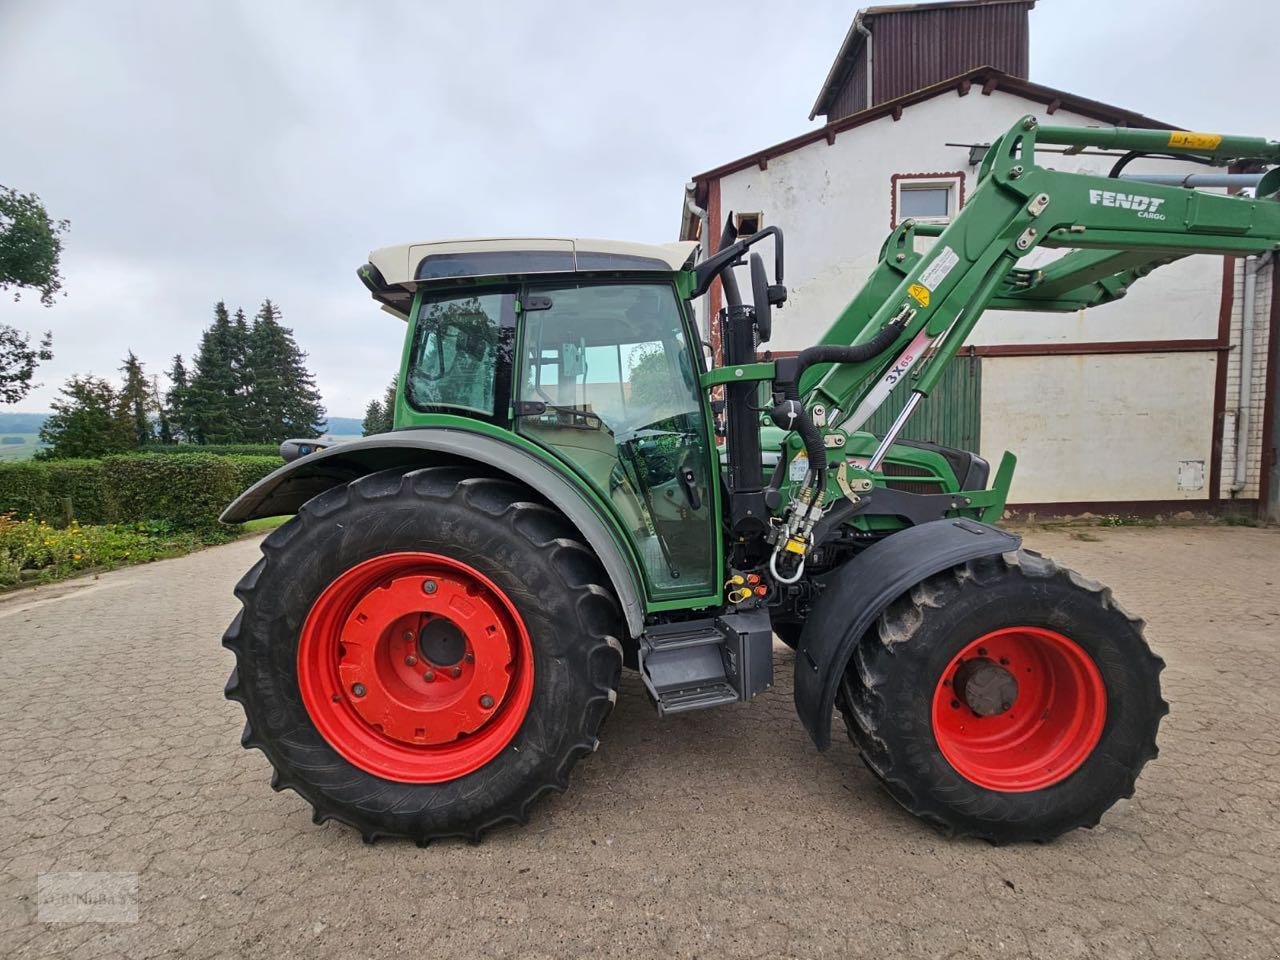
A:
223 118 1280 844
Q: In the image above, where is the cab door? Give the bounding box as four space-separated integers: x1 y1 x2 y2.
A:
514 281 717 600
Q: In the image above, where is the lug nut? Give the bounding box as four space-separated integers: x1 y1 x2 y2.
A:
351 684 366 698
403 630 414 641
480 695 495 709
405 655 417 667
422 579 437 595
449 666 462 679
464 652 474 664
423 670 435 683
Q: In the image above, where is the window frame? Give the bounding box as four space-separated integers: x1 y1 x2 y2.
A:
890 171 966 228
403 284 518 426
733 211 763 236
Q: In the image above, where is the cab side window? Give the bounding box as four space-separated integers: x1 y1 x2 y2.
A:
406 291 510 416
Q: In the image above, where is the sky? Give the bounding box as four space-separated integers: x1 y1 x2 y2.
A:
2 0 1277 418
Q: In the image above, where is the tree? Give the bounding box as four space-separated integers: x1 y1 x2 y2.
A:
627 343 671 409
381 375 398 432
38 376 133 459
0 185 69 306
118 351 154 447
361 398 385 436
163 354 190 442
241 299 325 442
185 302 244 443
0 324 53 404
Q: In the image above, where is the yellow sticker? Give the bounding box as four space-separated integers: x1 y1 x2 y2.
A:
1168 131 1223 151
907 283 931 308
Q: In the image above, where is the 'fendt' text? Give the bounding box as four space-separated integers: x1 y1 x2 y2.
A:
1089 189 1167 220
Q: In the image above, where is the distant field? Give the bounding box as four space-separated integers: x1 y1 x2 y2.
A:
0 435 45 461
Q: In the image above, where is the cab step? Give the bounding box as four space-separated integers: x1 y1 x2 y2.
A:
639 608 773 716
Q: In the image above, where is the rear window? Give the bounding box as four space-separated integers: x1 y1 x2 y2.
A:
405 291 509 415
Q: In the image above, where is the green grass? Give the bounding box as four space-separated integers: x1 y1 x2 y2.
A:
241 515 290 534
0 434 45 461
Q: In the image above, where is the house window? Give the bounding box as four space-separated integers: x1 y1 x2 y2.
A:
734 211 763 236
892 173 964 227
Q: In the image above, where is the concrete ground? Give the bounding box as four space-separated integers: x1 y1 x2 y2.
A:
0 525 1277 959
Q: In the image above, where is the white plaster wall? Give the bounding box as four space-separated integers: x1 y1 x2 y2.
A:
980 352 1217 503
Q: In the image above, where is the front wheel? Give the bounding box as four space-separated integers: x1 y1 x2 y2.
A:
223 466 623 843
841 550 1166 843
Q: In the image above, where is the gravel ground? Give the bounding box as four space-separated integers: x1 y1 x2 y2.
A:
0 524 1277 959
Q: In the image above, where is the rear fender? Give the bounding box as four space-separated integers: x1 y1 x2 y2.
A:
221 430 648 637
794 518 1022 749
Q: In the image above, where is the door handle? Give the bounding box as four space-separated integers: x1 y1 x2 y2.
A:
678 467 702 510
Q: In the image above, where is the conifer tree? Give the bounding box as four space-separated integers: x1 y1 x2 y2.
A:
242 299 325 442
381 375 398 432
163 354 190 443
361 398 385 436
118 350 154 447
185 302 244 443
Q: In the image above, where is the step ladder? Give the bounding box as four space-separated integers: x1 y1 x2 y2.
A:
638 608 773 716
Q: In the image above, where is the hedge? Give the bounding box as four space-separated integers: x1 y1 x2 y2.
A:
0 454 283 528
139 443 282 457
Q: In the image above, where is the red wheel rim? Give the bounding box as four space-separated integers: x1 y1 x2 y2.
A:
297 552 534 783
931 626 1106 792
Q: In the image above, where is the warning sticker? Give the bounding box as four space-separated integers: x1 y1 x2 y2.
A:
1168 131 1223 151
907 283 930 307
789 452 809 482
918 246 959 291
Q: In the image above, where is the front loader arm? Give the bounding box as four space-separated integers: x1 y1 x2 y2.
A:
802 117 1280 429
766 115 1280 577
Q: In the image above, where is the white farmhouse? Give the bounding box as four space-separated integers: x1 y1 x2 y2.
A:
680 0 1276 519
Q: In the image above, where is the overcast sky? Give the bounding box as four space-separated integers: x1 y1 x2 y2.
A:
2 0 1277 418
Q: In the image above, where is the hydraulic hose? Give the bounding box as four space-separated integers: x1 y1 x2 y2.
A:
786 319 907 387
767 317 908 493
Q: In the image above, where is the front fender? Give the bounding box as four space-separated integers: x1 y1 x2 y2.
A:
221 429 649 637
794 518 1021 749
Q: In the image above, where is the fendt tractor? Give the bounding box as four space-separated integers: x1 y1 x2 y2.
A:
221 118 1280 844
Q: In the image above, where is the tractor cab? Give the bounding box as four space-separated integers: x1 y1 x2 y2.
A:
358 238 720 599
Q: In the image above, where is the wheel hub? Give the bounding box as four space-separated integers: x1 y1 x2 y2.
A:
296 552 534 783
953 657 1018 717
931 626 1106 792
419 617 467 667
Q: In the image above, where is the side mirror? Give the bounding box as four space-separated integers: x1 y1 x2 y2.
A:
750 253 772 343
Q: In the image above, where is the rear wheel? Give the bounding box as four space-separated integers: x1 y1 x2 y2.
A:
223 465 623 843
840 550 1166 843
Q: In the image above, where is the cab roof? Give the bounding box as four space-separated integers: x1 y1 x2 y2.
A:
362 238 700 319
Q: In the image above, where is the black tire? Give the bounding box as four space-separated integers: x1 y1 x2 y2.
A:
222 465 623 844
773 621 803 650
840 549 1166 843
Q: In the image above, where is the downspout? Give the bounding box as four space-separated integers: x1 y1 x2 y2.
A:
685 185 712 341
855 17 873 109
1232 253 1272 494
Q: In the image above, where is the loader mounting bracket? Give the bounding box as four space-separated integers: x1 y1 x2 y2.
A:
793 518 1021 750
